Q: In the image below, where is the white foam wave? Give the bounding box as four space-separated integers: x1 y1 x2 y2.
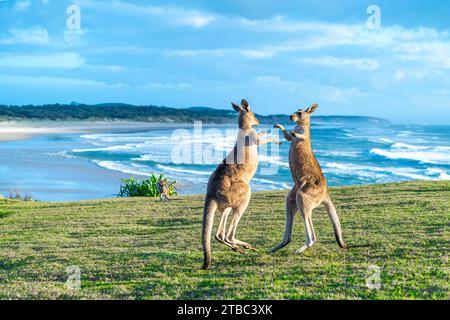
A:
93 160 151 176
156 164 212 176
370 143 450 164
259 155 289 167
252 177 290 189
324 162 449 181
73 144 138 153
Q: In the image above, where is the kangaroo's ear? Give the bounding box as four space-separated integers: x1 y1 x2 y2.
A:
241 99 250 112
232 102 243 112
306 103 318 114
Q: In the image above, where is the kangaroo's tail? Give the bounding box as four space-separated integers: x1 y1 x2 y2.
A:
323 198 347 250
202 198 217 269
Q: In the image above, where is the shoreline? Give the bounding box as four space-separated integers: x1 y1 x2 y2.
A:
0 121 224 142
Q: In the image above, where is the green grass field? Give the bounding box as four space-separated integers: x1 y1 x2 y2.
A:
0 181 448 300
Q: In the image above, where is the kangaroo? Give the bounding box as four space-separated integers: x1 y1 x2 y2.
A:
157 179 171 201
271 104 347 254
202 99 279 269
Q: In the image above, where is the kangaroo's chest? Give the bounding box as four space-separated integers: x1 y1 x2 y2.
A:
223 130 259 182
289 141 319 179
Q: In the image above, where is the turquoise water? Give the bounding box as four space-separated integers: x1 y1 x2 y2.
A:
1 120 449 201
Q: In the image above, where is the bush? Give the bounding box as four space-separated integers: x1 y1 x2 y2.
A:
5 191 33 201
118 174 178 198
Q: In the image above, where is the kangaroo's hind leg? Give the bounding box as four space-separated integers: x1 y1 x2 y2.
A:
270 187 297 253
225 192 256 252
294 193 317 254
215 207 232 244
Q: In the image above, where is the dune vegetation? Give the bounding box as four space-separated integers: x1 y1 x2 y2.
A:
0 180 448 300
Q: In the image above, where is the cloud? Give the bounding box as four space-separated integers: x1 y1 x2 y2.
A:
0 27 50 45
395 41 450 69
320 87 366 103
145 82 191 90
0 52 85 68
0 74 122 87
81 0 217 28
15 0 29 10
296 56 379 71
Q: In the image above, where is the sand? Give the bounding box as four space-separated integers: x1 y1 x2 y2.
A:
0 121 183 142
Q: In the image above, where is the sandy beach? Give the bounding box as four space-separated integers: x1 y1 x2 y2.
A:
0 121 184 142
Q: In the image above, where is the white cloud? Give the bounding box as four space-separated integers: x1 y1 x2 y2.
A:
296 56 379 71
0 27 50 45
395 41 450 69
15 0 30 10
146 82 191 90
0 74 122 87
81 0 217 28
320 87 366 103
0 52 85 68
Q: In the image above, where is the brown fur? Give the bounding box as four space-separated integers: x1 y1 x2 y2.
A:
157 179 171 201
271 104 347 254
202 99 278 269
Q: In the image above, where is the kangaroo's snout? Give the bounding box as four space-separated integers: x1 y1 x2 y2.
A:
290 113 299 122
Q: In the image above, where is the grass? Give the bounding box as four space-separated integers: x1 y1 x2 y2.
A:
0 180 448 300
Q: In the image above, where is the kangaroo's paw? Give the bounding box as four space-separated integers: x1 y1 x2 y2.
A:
242 243 258 251
294 242 315 255
230 240 257 252
231 245 246 254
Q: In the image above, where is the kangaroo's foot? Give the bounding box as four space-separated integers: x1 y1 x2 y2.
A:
228 239 257 251
215 235 247 254
215 234 226 244
231 245 246 254
269 240 291 253
294 241 315 255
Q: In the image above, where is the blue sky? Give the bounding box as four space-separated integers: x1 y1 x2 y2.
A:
1 0 450 124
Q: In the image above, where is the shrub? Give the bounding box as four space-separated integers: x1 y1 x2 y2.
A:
118 174 178 198
6 191 33 201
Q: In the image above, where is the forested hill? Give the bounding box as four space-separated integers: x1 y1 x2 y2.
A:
0 103 390 125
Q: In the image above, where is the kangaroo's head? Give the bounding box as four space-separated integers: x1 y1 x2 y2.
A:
158 179 168 187
290 103 318 127
231 99 260 130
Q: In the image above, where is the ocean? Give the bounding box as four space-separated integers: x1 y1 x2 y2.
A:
1 119 449 201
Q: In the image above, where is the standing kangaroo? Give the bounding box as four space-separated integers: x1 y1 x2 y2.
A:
157 179 171 201
202 99 280 269
271 104 347 254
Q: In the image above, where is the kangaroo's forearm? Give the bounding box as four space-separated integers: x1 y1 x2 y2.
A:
257 132 268 140
258 138 281 146
281 130 293 141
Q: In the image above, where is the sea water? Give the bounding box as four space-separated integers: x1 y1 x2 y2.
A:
1 120 449 201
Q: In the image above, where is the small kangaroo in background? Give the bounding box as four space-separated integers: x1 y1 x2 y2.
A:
157 179 171 201
271 104 347 254
202 99 280 269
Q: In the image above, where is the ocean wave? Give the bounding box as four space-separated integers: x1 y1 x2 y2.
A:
252 177 291 189
370 143 450 164
156 164 212 176
93 160 151 176
425 168 450 180
47 151 78 159
258 155 290 167
72 143 138 153
369 138 394 144
316 150 361 158
324 162 449 181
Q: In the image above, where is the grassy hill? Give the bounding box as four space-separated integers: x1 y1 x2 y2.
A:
0 181 448 300
0 103 390 125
